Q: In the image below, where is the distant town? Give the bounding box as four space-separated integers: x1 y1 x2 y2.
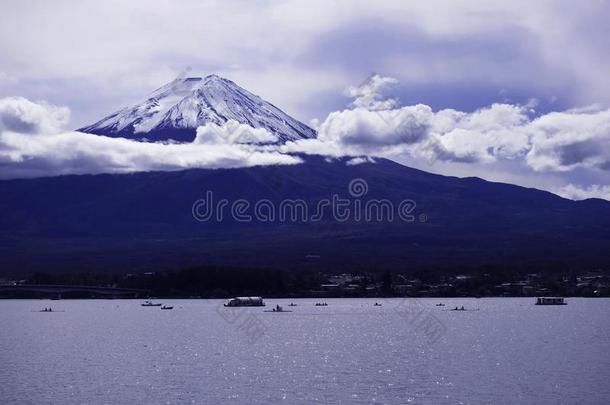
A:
1 266 609 299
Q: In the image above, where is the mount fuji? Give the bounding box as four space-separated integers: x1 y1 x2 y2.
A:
78 74 317 142
2 76 610 276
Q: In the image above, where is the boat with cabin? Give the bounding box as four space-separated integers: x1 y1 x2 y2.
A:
224 296 265 307
535 297 567 305
141 300 162 307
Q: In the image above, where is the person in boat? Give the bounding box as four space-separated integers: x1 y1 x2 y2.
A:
460 306 465 311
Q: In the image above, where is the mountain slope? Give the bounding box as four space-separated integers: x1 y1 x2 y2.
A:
78 75 317 142
1 155 609 275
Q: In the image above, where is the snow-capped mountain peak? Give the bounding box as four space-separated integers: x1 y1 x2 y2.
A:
78 74 317 143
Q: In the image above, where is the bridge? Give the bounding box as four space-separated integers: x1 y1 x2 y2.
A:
0 284 150 298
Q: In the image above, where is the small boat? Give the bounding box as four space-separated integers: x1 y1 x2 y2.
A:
288 303 297 307
160 305 173 310
315 302 328 307
264 305 292 313
374 302 382 306
435 303 445 307
535 297 567 305
141 300 162 307
447 306 479 311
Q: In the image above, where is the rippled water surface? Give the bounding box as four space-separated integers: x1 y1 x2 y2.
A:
1 298 609 404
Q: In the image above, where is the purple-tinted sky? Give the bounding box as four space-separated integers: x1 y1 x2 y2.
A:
2 1 609 125
0 0 609 199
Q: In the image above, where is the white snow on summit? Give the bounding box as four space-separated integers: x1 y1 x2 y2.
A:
79 75 317 143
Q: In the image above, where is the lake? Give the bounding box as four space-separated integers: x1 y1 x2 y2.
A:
1 298 609 404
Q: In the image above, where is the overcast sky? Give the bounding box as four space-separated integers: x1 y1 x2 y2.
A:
1 0 609 199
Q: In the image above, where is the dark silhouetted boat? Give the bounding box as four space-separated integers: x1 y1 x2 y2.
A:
264 305 291 313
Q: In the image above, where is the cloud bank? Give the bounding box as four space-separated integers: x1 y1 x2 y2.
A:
0 97 299 178
283 75 610 200
0 97 69 134
287 76 610 173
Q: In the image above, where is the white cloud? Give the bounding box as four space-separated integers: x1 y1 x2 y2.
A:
556 184 610 201
425 104 531 163
345 74 399 111
0 96 69 134
345 156 375 166
526 109 610 172
318 105 432 147
195 119 278 145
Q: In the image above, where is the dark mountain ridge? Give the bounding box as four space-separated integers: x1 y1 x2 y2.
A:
1 155 609 276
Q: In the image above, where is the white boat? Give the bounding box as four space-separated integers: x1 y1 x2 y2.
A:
223 297 265 307
141 300 162 307
535 297 567 305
